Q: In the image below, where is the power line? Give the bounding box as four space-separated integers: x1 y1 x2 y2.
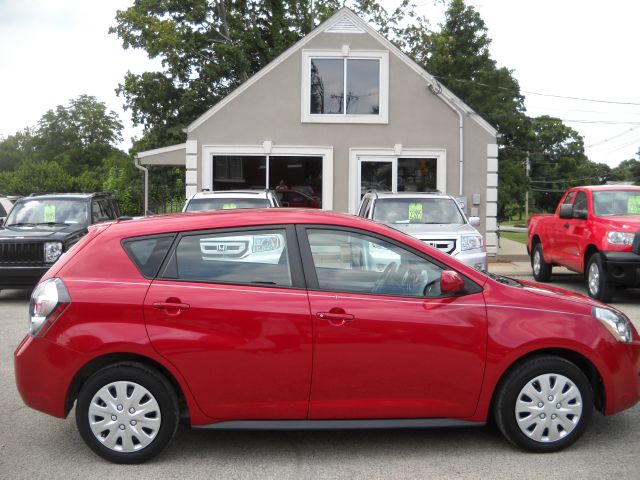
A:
586 126 640 148
522 90 640 106
433 75 640 106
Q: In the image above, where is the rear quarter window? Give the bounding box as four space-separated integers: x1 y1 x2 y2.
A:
122 235 175 278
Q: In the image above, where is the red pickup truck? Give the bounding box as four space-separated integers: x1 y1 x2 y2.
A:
527 185 640 301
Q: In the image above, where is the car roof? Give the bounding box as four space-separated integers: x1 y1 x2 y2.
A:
365 192 452 200
189 190 273 199
574 185 640 192
20 192 114 201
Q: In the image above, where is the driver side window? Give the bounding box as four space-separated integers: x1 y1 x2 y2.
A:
306 229 444 297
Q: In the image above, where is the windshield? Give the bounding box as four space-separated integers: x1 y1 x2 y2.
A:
373 198 465 225
186 197 270 212
593 190 640 216
6 199 88 226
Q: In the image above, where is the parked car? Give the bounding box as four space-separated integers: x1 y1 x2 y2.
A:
14 209 640 463
528 185 640 301
0 195 18 224
0 192 120 291
275 188 321 208
358 191 487 270
183 189 281 212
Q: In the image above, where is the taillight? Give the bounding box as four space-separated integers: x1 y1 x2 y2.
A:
29 278 70 336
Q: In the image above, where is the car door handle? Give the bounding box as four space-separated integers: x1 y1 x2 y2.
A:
153 300 190 315
316 311 354 326
563 224 569 229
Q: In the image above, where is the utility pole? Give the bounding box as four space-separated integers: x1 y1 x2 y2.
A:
525 153 530 220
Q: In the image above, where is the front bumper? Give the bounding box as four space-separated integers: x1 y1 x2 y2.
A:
0 265 50 288
452 250 487 271
602 339 640 415
601 251 640 287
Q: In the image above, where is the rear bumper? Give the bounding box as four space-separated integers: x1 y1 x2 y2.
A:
601 251 640 287
0 265 50 288
14 335 83 418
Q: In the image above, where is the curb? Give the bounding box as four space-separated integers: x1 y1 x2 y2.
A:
491 254 530 263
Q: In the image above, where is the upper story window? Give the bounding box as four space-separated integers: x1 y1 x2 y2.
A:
302 49 389 124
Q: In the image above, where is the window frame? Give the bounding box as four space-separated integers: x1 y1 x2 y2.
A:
295 224 481 298
301 49 389 124
158 224 307 290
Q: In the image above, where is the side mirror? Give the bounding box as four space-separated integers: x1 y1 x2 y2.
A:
574 209 588 220
441 270 465 294
468 216 480 227
559 204 573 219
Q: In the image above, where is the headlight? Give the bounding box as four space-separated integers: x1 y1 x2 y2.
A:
592 306 633 343
44 242 63 263
461 234 483 251
607 231 634 246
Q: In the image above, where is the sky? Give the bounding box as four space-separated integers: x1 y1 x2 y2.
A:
0 0 639 168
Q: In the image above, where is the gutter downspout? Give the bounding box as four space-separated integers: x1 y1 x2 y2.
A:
134 156 149 215
425 77 464 196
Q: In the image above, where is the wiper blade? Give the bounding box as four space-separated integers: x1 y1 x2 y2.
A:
5 222 35 226
34 222 68 226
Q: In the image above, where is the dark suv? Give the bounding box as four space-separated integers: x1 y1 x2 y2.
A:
0 193 120 290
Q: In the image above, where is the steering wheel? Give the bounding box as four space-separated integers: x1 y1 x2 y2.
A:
401 267 420 294
374 262 398 293
423 277 441 297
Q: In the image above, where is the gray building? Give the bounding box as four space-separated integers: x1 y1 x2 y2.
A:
136 8 499 255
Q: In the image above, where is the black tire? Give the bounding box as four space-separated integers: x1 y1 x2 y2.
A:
493 356 593 453
531 243 552 282
586 253 615 302
75 363 179 464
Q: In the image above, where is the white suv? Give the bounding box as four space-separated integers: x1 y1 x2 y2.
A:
183 190 281 212
358 192 487 270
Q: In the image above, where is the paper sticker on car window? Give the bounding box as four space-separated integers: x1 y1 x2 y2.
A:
408 203 422 222
222 203 237 210
629 196 640 214
44 205 56 222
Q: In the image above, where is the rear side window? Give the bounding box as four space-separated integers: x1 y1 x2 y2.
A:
0 202 6 217
123 236 175 278
164 229 292 287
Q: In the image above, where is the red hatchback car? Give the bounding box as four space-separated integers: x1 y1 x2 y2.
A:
14 209 640 463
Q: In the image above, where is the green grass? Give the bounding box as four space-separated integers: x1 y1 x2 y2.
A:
500 231 528 244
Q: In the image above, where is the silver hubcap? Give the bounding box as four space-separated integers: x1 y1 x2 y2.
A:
88 381 161 453
533 250 541 275
588 262 600 295
515 373 583 443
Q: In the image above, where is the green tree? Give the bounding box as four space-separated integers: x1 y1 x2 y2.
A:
0 160 75 195
528 116 608 211
34 95 124 175
610 158 640 184
0 128 36 173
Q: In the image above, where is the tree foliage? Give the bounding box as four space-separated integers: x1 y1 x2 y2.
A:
0 96 143 215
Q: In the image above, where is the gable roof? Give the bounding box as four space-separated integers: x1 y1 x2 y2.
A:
186 8 496 136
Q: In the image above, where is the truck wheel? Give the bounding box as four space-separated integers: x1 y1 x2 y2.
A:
586 254 614 302
531 243 552 282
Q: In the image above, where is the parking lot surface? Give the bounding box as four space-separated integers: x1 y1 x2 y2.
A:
1 270 639 479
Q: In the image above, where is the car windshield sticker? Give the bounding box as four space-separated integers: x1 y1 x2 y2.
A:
222 203 237 210
628 196 640 214
408 203 422 222
44 205 56 222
